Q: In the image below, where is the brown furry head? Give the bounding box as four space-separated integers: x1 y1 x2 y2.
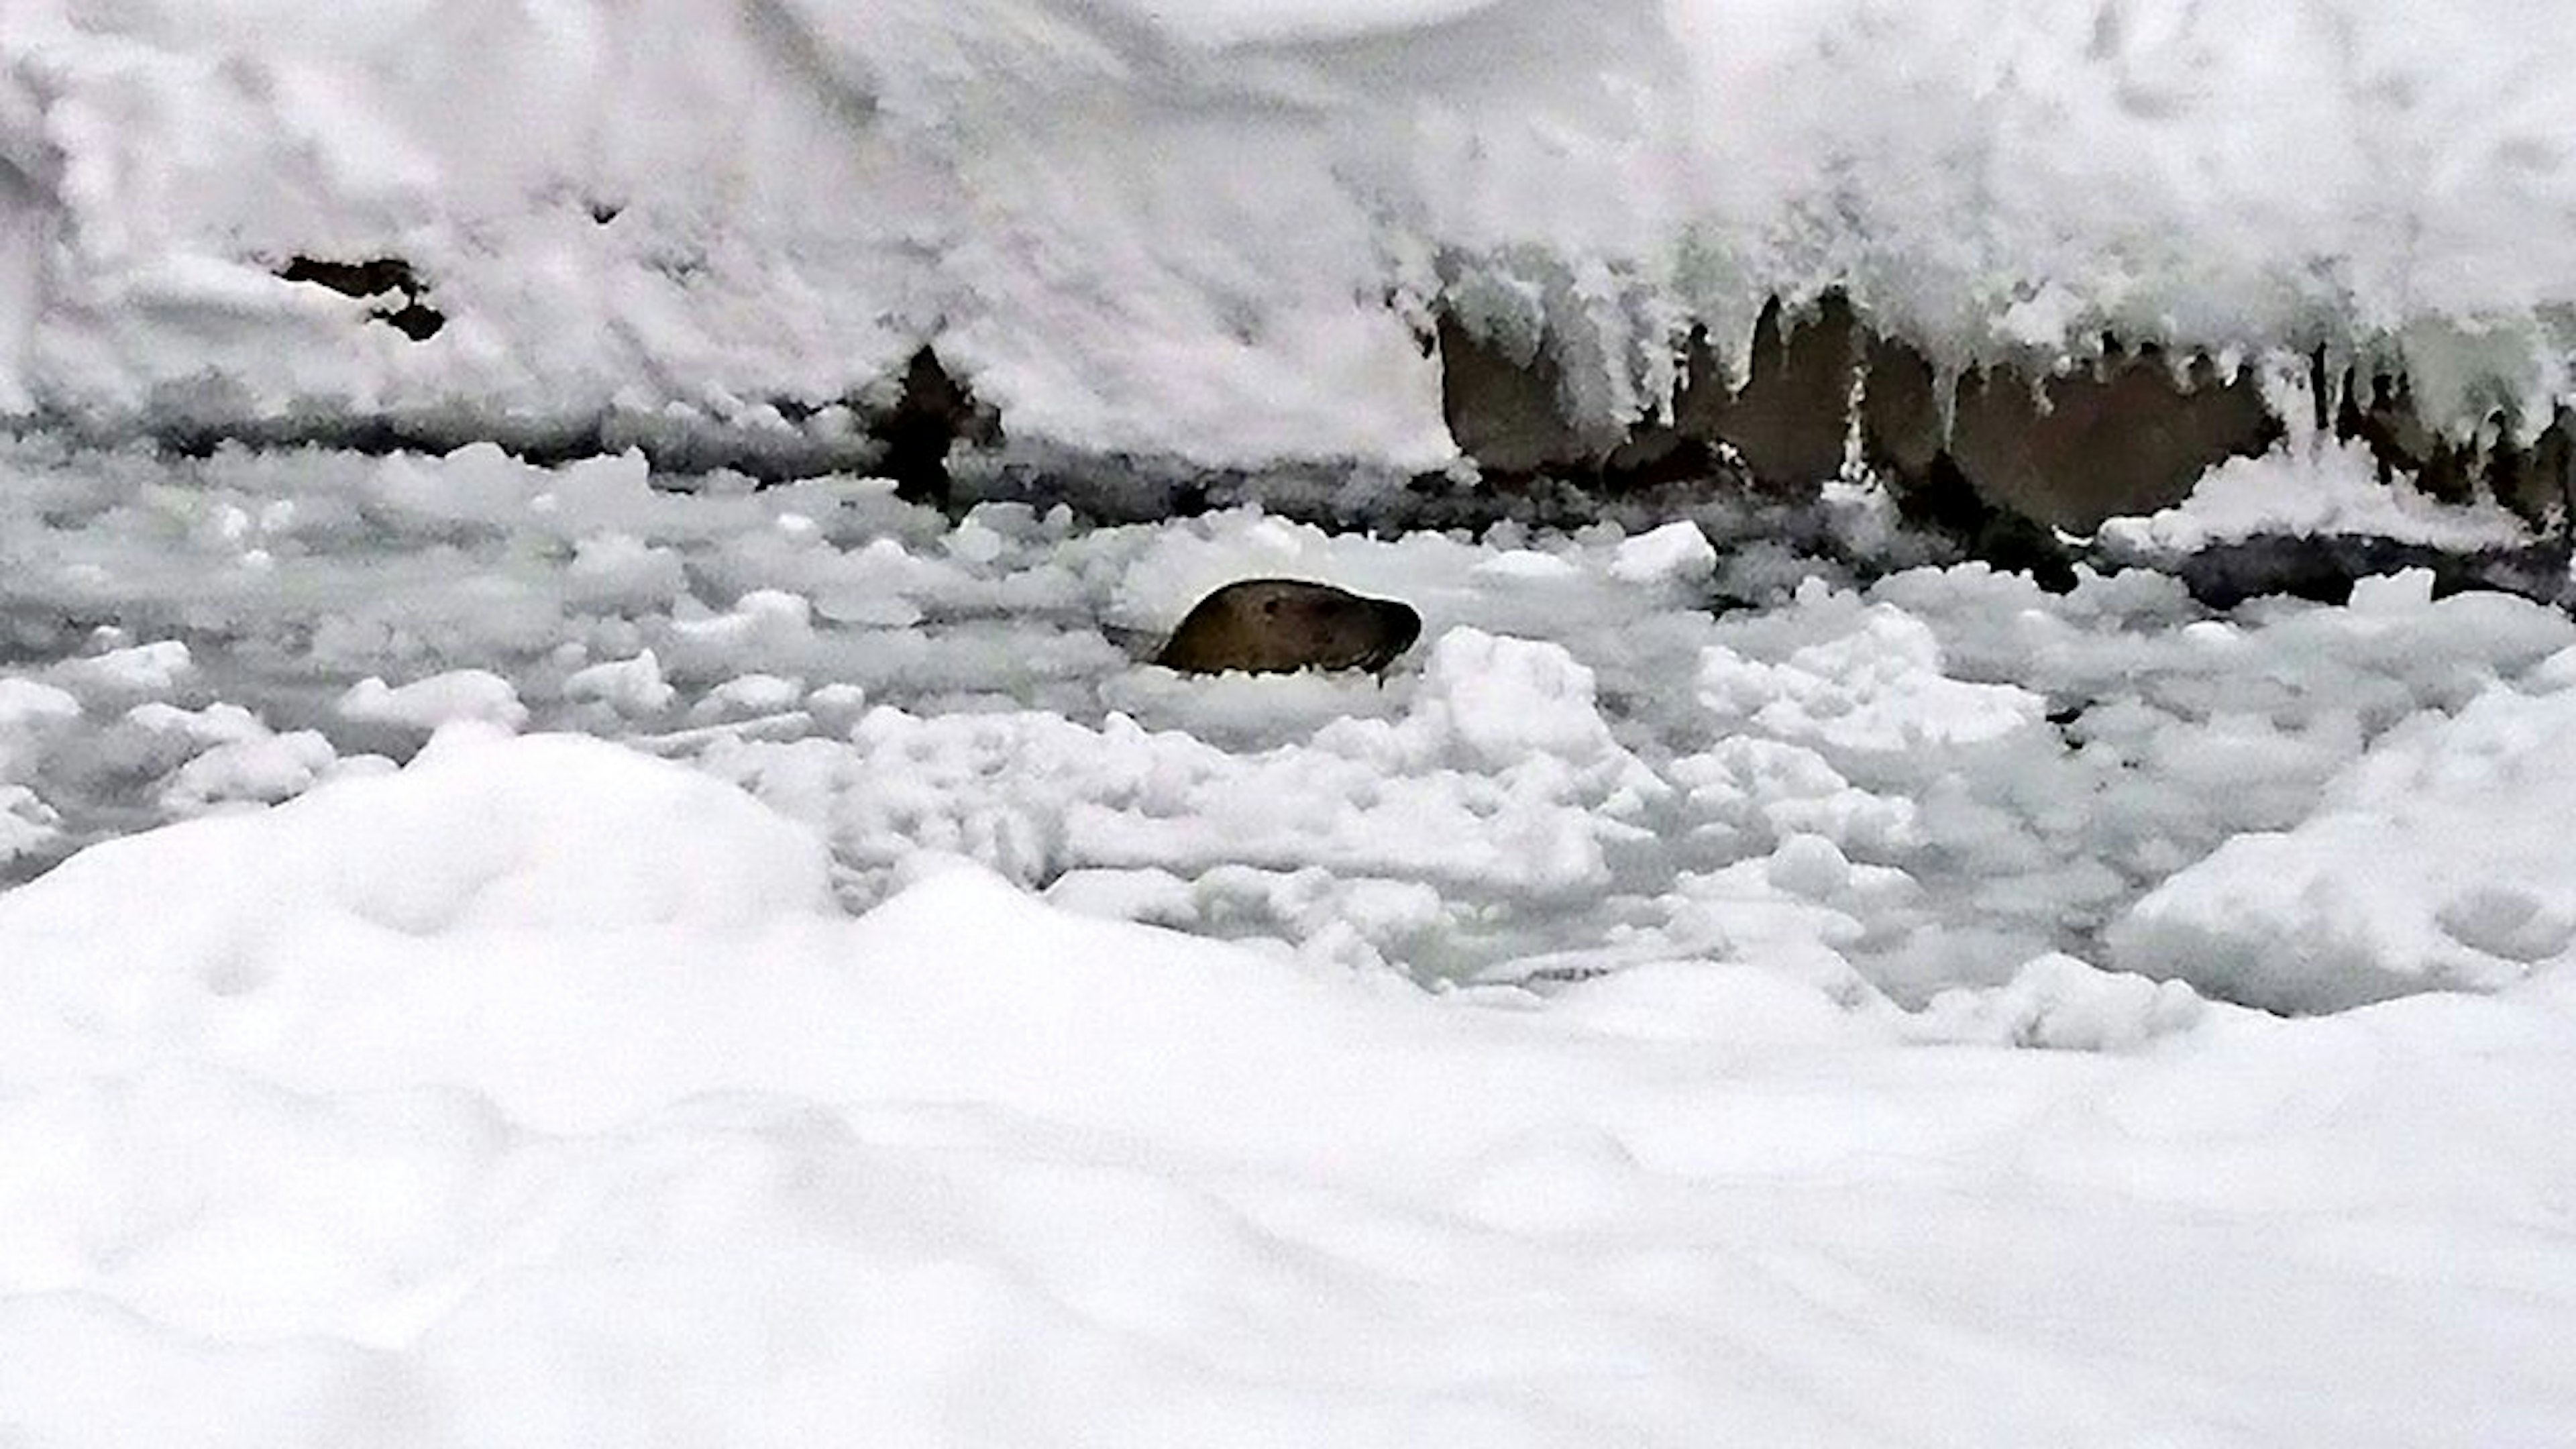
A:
1155 579 1423 677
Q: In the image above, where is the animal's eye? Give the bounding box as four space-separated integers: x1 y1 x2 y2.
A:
1263 599 1281 616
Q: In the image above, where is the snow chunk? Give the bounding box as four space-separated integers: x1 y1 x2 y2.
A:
2099 441 2536 555
563 650 677 718
160 731 339 816
2112 681 2576 1011
1699 604 2048 752
1608 521 1717 589
689 674 808 724
0 785 64 865
663 590 818 676
1668 737 1920 857
567 533 688 611
1471 548 1582 582
1913 955 2208 1051
337 670 529 735
45 641 197 704
0 681 83 779
1765 833 1854 900
1399 627 1625 770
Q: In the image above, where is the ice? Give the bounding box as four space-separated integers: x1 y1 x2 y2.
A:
1607 519 1718 588
561 649 677 718
1697 594 2050 753
337 669 529 735
2112 677 2576 1012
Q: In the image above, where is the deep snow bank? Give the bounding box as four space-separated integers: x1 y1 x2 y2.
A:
7 0 2576 470
4 729 2575 1446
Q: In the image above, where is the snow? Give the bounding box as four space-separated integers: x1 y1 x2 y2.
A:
2112 667 2576 1012
1697 592 2050 752
3 727 2575 1446
5 437 2576 1440
2098 439 2540 556
337 669 529 735
1607 518 1717 588
9 0 2576 1439
9 0 2576 460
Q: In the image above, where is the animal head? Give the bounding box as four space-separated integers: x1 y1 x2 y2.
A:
1155 579 1423 676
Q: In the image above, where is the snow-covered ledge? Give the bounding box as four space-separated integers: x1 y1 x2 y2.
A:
7 0 2575 479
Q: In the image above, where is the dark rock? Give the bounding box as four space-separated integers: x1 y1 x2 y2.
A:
1940 341 2281 533
1672 294 1858 496
2169 533 2571 611
2336 369 2573 527
1436 312 1601 476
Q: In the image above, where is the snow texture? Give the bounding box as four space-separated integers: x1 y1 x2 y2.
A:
6 438 2576 1442
2 727 2573 1446
9 1 2576 1438
9 0 2576 462
2098 439 2538 555
2114 659 2576 1011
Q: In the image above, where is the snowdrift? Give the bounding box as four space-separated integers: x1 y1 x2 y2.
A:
3 729 2573 1446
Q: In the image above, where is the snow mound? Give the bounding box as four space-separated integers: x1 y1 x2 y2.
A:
2098 440 2538 555
1387 626 1643 775
2111 679 2576 1012
1699 596 2048 752
1 728 829 957
1914 954 2208 1051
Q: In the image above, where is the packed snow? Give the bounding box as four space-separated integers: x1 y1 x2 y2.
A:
2096 439 2539 557
9 0 2576 460
5 430 2576 1443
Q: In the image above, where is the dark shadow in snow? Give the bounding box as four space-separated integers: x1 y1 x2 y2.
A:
275 255 446 341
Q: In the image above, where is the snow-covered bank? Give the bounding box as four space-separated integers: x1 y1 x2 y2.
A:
8 0 2576 469
3 727 2572 1447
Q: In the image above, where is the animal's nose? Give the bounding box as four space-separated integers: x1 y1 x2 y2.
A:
1381 604 1423 653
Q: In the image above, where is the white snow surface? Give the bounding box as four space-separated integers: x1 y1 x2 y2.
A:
2098 439 2538 555
11 4 2576 1433
9 0 2576 457
2113 649 2576 1012
6 438 2576 1442
5 726 2575 1447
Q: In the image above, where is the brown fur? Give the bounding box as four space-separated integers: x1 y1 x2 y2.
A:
1156 580 1423 676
